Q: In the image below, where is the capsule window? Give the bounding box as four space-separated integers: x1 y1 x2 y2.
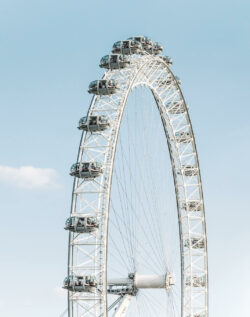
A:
110 55 117 63
71 163 78 171
123 41 130 48
78 218 85 225
79 117 87 125
115 41 121 49
145 37 152 44
98 81 106 89
66 218 72 225
89 116 97 124
100 56 108 65
109 79 116 86
135 37 142 42
90 80 98 88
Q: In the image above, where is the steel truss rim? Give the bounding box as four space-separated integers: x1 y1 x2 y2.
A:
67 53 208 317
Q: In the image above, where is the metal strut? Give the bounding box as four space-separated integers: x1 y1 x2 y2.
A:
99 296 124 317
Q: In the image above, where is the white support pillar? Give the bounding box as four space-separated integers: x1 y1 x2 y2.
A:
112 295 132 317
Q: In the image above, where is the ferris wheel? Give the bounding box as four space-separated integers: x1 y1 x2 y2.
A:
63 36 208 317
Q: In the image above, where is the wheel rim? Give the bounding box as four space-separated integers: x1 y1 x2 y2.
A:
67 52 208 317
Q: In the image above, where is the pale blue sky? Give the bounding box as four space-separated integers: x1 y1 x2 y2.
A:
0 0 250 316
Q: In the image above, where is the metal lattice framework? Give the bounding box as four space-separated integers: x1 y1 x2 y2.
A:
66 48 208 317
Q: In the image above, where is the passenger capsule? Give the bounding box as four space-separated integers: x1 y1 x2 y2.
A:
78 115 110 132
63 275 97 292
112 40 142 55
184 238 205 249
127 36 153 50
174 131 192 143
166 101 186 114
177 165 199 176
70 162 102 179
64 216 99 233
99 54 130 70
185 275 206 287
182 200 203 212
159 55 173 65
145 42 163 55
88 79 118 95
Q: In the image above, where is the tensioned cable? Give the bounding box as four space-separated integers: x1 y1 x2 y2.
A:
109 203 163 274
112 169 164 272
139 87 168 269
115 105 166 266
115 130 166 270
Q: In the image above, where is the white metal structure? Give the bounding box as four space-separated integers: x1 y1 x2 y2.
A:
65 38 208 317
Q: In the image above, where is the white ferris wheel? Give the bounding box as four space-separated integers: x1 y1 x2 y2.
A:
63 36 208 317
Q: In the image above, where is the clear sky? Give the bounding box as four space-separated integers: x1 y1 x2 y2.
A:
0 0 250 316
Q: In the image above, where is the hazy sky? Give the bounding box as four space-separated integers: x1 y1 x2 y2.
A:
0 0 250 316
